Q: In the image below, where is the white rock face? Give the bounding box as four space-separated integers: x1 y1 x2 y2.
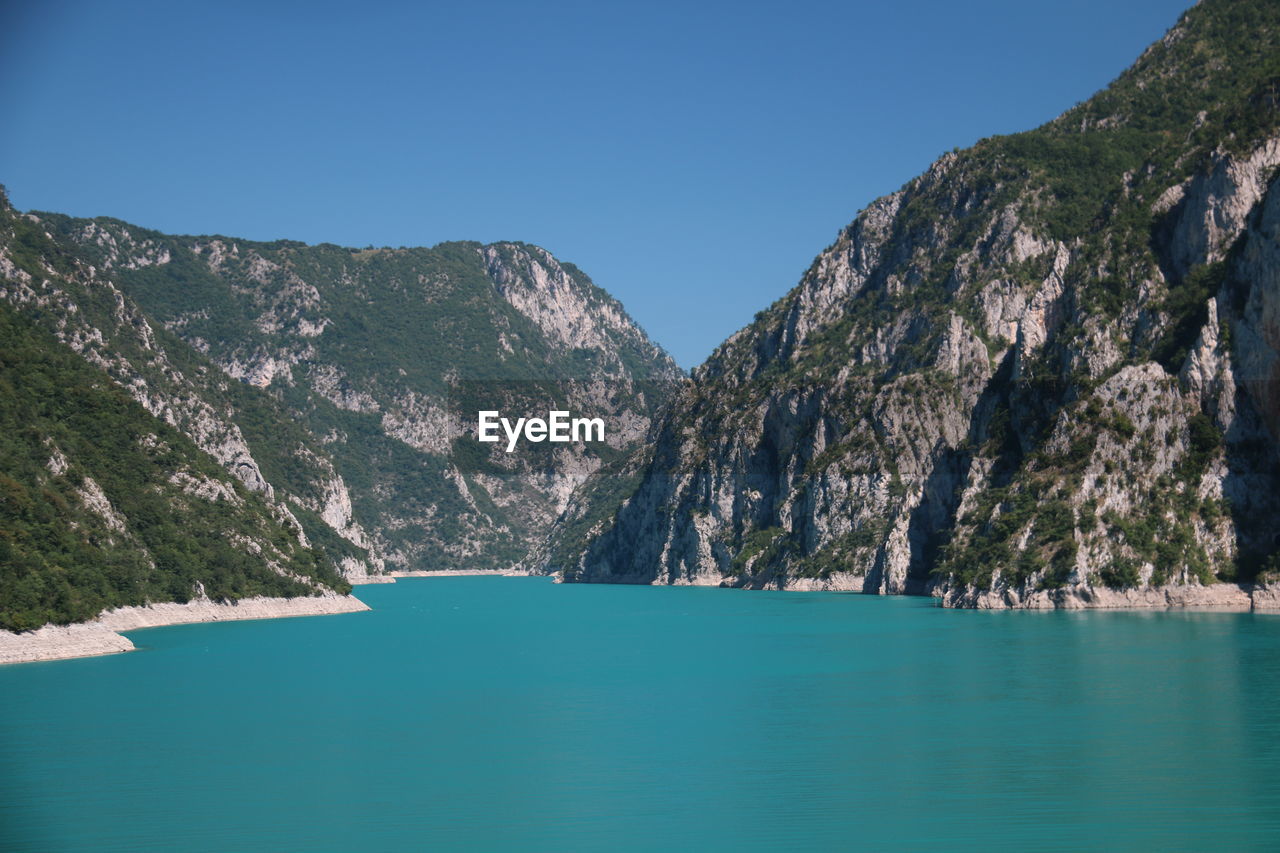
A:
1012 244 1070 378
194 238 239 271
309 364 381 413
482 244 640 356
976 279 1025 348
380 392 458 455
315 476 372 551
790 190 905 338
169 470 243 506
76 221 172 270
76 476 129 533
222 353 296 388
1180 297 1237 427
1164 139 1280 278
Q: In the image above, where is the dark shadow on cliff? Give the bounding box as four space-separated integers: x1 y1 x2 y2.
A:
1221 380 1280 583
900 350 1027 594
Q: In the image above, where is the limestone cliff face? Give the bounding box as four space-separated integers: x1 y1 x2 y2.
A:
538 0 1280 607
26 216 681 576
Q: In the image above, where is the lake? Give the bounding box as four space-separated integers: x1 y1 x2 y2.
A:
3 577 1280 851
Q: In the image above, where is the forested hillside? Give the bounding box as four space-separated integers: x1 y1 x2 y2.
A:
0 303 347 631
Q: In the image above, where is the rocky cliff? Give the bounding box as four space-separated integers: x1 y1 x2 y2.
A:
537 0 1280 608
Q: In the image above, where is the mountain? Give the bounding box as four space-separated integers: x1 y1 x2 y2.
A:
27 213 681 575
0 300 350 631
535 0 1280 609
0 190 679 628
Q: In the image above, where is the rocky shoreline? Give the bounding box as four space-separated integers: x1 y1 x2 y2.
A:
350 569 536 584
0 593 370 666
757 572 1280 611
5 573 1274 668
567 570 1280 613
782 577 1280 611
938 582 1280 612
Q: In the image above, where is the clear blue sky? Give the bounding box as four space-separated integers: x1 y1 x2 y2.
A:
2 0 1192 368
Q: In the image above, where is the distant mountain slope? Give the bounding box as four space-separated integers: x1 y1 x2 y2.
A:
0 301 348 631
0 189 681 601
31 216 682 572
0 196 377 581
537 0 1280 608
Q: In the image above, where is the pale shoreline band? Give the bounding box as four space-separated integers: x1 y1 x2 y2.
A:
6 573 1276 666
0 593 370 666
1 572 538 665
349 569 534 584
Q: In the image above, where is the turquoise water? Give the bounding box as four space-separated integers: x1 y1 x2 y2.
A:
3 578 1280 851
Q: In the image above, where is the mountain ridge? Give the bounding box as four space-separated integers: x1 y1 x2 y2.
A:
0 190 680 631
535 0 1280 608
